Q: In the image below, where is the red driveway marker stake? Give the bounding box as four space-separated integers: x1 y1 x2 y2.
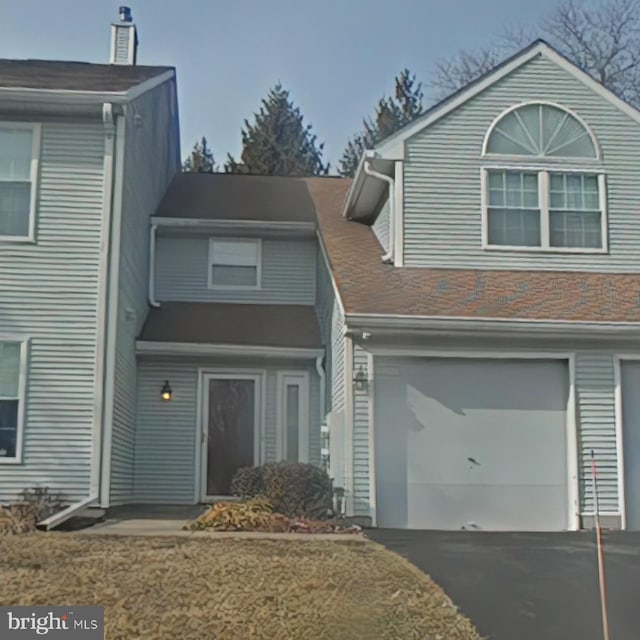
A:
591 449 611 640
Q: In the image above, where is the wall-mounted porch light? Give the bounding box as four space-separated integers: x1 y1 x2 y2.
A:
161 380 173 402
353 365 368 392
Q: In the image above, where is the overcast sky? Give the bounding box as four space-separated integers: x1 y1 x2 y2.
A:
0 0 563 169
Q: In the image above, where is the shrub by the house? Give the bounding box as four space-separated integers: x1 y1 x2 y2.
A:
231 461 333 519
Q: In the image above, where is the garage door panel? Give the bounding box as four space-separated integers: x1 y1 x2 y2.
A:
621 362 640 529
374 358 569 531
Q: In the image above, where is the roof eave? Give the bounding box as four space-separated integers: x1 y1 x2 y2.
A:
345 313 640 338
0 69 175 105
136 341 324 359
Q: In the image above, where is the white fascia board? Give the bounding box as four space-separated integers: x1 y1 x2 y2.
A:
345 313 640 338
151 217 316 233
136 341 324 360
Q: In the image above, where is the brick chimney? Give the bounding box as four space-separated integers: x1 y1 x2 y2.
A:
110 6 138 65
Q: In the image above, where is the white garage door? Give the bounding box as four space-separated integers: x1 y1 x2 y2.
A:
620 362 640 530
374 358 569 530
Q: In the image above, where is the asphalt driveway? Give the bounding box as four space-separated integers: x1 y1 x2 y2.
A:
369 529 640 640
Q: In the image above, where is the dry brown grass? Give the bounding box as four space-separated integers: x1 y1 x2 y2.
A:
0 533 480 640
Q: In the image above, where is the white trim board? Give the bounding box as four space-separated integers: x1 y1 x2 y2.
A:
366 349 580 531
198 368 266 502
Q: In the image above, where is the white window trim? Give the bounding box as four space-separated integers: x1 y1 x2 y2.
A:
276 370 310 464
480 167 608 254
0 122 41 243
207 237 262 291
0 337 29 465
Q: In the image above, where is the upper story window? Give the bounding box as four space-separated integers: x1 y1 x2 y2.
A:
481 103 606 253
0 124 40 241
208 238 262 289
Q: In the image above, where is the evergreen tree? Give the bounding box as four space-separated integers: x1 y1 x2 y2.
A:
182 137 216 173
225 83 329 176
339 69 424 177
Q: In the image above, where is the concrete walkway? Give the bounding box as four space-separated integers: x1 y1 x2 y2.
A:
77 504 364 542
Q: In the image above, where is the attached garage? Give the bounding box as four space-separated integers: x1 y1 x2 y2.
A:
374 357 571 531
619 361 640 530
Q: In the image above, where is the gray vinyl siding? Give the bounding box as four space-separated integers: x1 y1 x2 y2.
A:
349 342 621 522
0 121 105 503
134 357 321 503
109 81 180 504
155 236 317 304
575 352 618 513
372 199 390 253
403 54 640 271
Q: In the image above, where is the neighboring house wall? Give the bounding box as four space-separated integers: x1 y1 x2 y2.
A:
372 199 390 254
134 357 321 502
154 236 317 304
0 120 105 503
402 55 640 271
348 338 622 522
109 80 180 504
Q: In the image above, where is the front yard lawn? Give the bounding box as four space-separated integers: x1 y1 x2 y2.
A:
1 533 479 639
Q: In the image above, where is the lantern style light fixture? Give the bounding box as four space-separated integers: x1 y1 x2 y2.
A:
353 365 368 392
161 380 173 402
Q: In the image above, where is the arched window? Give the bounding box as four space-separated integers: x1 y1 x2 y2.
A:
482 103 606 252
484 103 598 158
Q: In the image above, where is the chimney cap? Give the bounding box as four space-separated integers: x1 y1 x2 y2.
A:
119 6 133 23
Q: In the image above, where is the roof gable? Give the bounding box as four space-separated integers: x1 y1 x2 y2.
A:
375 40 640 158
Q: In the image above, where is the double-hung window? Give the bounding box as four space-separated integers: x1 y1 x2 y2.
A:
0 124 39 240
0 341 24 462
482 103 606 252
208 238 262 289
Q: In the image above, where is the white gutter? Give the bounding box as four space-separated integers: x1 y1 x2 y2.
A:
136 341 324 360
149 223 160 307
316 230 346 319
40 103 119 530
99 112 127 509
363 153 395 264
151 217 316 234
345 313 640 337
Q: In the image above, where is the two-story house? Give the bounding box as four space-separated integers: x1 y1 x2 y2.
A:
0 10 181 526
3 24 640 533
320 40 640 532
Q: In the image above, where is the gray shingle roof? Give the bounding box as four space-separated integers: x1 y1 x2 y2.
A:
0 59 173 92
140 302 322 349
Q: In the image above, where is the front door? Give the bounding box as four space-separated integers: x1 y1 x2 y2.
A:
202 374 260 499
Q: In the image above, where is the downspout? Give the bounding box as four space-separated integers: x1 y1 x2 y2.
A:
364 155 395 264
148 223 160 307
40 103 119 529
315 354 326 448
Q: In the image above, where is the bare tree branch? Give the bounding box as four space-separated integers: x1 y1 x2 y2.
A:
430 0 640 106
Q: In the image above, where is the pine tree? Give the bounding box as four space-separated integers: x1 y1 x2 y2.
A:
182 137 216 173
225 83 329 176
339 69 424 177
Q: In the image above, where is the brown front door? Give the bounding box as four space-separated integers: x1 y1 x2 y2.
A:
206 377 256 496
